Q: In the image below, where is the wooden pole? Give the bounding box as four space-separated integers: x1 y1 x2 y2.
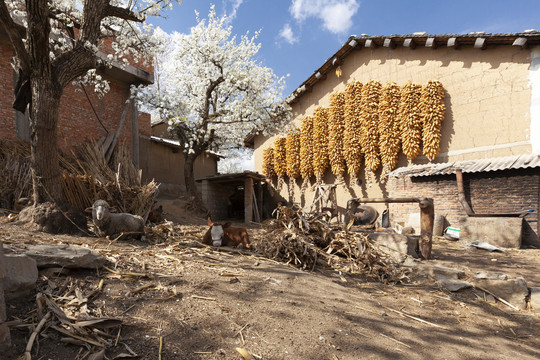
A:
419 198 434 260
456 169 474 216
350 197 435 260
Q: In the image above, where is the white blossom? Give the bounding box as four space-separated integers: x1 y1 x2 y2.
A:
134 6 292 157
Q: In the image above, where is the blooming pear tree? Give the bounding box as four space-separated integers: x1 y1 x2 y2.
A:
0 0 179 205
136 7 292 209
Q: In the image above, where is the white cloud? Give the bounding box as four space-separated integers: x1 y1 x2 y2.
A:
223 0 244 21
290 0 360 34
279 23 298 44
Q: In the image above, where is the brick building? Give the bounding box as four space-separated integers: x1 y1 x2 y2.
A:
0 27 152 162
251 32 540 240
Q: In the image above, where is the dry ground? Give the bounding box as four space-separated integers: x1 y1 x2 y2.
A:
1 200 540 360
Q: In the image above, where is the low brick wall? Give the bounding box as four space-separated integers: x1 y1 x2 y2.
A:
388 168 539 240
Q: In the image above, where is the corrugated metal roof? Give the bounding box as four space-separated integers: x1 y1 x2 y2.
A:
387 153 540 178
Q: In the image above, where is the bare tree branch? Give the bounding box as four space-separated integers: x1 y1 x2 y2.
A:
0 1 29 72
104 4 143 22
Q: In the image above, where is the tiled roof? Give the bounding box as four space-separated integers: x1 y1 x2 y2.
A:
288 30 540 103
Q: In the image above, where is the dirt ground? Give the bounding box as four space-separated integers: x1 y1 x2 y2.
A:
1 199 540 360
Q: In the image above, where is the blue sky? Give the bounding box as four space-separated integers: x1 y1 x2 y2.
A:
150 0 540 98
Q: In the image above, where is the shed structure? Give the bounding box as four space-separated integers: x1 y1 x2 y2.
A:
196 171 266 223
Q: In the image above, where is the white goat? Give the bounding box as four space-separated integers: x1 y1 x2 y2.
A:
91 200 145 240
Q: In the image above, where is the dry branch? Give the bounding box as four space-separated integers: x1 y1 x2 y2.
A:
258 205 408 284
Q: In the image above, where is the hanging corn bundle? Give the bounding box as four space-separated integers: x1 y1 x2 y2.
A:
300 115 314 194
378 82 402 172
421 80 446 160
344 81 363 186
399 82 423 159
286 130 301 199
262 147 276 179
273 137 287 191
312 106 330 184
328 91 347 184
359 80 382 173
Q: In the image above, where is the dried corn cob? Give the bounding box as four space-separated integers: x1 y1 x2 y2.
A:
359 80 382 173
328 91 347 184
421 80 446 160
300 116 314 193
286 130 301 199
399 82 422 159
273 137 287 190
312 106 329 184
344 81 363 185
262 147 276 179
378 82 402 172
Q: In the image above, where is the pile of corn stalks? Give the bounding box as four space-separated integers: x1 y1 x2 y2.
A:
16 277 133 360
258 204 408 284
0 139 157 218
0 139 32 209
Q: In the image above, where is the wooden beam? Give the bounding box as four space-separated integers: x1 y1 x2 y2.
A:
512 37 528 49
474 37 487 50
425 38 438 49
364 39 377 48
383 38 396 49
447 37 460 49
403 38 416 49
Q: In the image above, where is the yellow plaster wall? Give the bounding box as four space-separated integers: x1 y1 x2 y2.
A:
254 45 536 213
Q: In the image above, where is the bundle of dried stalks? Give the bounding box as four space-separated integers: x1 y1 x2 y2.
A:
259 204 408 284
0 139 32 208
0 138 157 219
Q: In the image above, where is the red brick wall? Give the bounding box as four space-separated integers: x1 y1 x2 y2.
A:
57 81 151 153
388 169 539 238
0 39 15 139
1 37 151 155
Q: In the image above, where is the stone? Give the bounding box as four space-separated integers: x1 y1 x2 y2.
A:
368 233 419 261
459 217 523 249
474 278 529 310
23 244 106 269
423 264 466 280
529 287 540 311
406 213 446 236
437 277 472 292
474 272 508 280
3 254 38 300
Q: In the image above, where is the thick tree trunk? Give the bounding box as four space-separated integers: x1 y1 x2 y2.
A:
184 154 207 212
29 78 64 204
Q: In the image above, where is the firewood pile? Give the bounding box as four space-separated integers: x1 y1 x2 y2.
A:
0 138 158 218
15 276 134 360
258 204 408 284
0 139 32 209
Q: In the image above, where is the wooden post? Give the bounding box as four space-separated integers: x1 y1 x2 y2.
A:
419 198 434 260
349 197 435 260
244 177 254 223
257 181 263 221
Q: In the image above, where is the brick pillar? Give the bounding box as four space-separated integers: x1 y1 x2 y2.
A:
244 177 253 223
131 99 140 169
0 242 11 349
